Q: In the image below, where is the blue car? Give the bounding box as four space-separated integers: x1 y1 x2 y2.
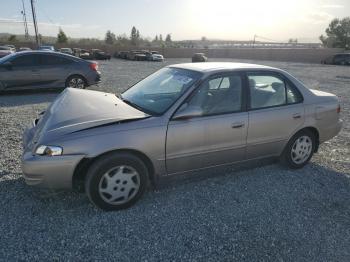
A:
0 51 101 92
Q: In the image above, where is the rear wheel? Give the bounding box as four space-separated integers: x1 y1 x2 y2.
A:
280 130 315 169
85 153 148 211
65 75 86 89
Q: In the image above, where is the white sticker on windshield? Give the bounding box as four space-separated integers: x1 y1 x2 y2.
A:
174 75 192 84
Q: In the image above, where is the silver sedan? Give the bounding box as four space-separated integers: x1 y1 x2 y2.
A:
22 62 342 211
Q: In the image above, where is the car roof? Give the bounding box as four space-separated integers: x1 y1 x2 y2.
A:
2 50 82 61
169 62 276 73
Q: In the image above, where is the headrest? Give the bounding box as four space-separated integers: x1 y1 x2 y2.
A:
249 78 256 88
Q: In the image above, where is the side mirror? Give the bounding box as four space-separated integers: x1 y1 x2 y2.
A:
172 105 203 120
1 61 13 70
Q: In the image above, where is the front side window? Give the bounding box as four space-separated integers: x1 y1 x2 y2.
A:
122 68 202 115
11 54 38 67
186 74 242 116
248 74 287 109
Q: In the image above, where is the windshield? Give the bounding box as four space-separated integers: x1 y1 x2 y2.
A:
122 67 202 115
0 52 15 63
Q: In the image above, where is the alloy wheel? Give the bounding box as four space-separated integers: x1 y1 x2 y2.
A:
68 77 85 88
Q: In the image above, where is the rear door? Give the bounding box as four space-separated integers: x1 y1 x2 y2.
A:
246 71 304 159
1 54 41 90
166 72 248 174
38 54 74 88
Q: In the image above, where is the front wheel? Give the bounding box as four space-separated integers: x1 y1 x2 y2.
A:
85 153 149 211
280 130 315 169
65 75 86 89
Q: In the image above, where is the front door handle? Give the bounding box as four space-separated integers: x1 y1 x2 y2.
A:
293 113 301 119
232 122 245 128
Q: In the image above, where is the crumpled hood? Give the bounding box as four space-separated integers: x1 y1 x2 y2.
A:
35 88 149 140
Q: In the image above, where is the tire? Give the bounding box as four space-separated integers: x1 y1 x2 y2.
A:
85 152 149 211
280 129 315 169
65 75 86 89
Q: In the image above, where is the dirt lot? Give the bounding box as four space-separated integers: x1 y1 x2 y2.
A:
0 58 349 261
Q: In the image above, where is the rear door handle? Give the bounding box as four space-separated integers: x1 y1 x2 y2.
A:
293 113 301 119
232 122 245 128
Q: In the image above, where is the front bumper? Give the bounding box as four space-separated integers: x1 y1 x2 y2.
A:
21 151 85 189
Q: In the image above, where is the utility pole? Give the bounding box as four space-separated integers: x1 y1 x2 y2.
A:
21 0 29 39
252 34 257 48
30 0 40 47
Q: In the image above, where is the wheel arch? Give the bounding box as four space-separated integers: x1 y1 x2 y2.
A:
72 149 156 192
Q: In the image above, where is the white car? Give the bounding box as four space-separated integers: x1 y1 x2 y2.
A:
0 46 14 58
147 51 164 61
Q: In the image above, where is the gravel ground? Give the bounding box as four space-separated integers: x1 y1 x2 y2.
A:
0 58 349 261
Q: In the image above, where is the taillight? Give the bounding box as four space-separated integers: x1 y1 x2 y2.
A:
337 104 341 113
89 62 98 71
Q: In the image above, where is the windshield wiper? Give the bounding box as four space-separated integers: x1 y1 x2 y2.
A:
116 93 155 116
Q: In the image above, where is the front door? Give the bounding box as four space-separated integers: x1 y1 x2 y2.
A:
166 73 248 174
1 54 41 90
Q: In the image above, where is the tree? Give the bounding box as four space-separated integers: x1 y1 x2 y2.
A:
130 26 139 46
116 34 130 47
154 35 158 42
159 34 163 42
288 38 298 44
57 28 68 43
165 34 172 42
320 17 350 48
8 35 17 42
201 36 207 41
105 30 116 44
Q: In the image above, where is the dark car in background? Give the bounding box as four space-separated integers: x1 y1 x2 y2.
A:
91 49 111 60
192 53 208 62
322 53 350 65
0 51 100 92
0 46 14 58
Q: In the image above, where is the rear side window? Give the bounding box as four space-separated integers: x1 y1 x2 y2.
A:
11 54 38 66
248 73 302 110
286 83 302 104
39 54 73 65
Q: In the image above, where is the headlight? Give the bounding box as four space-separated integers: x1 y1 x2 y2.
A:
35 145 63 156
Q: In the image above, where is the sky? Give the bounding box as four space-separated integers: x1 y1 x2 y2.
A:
0 0 349 42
